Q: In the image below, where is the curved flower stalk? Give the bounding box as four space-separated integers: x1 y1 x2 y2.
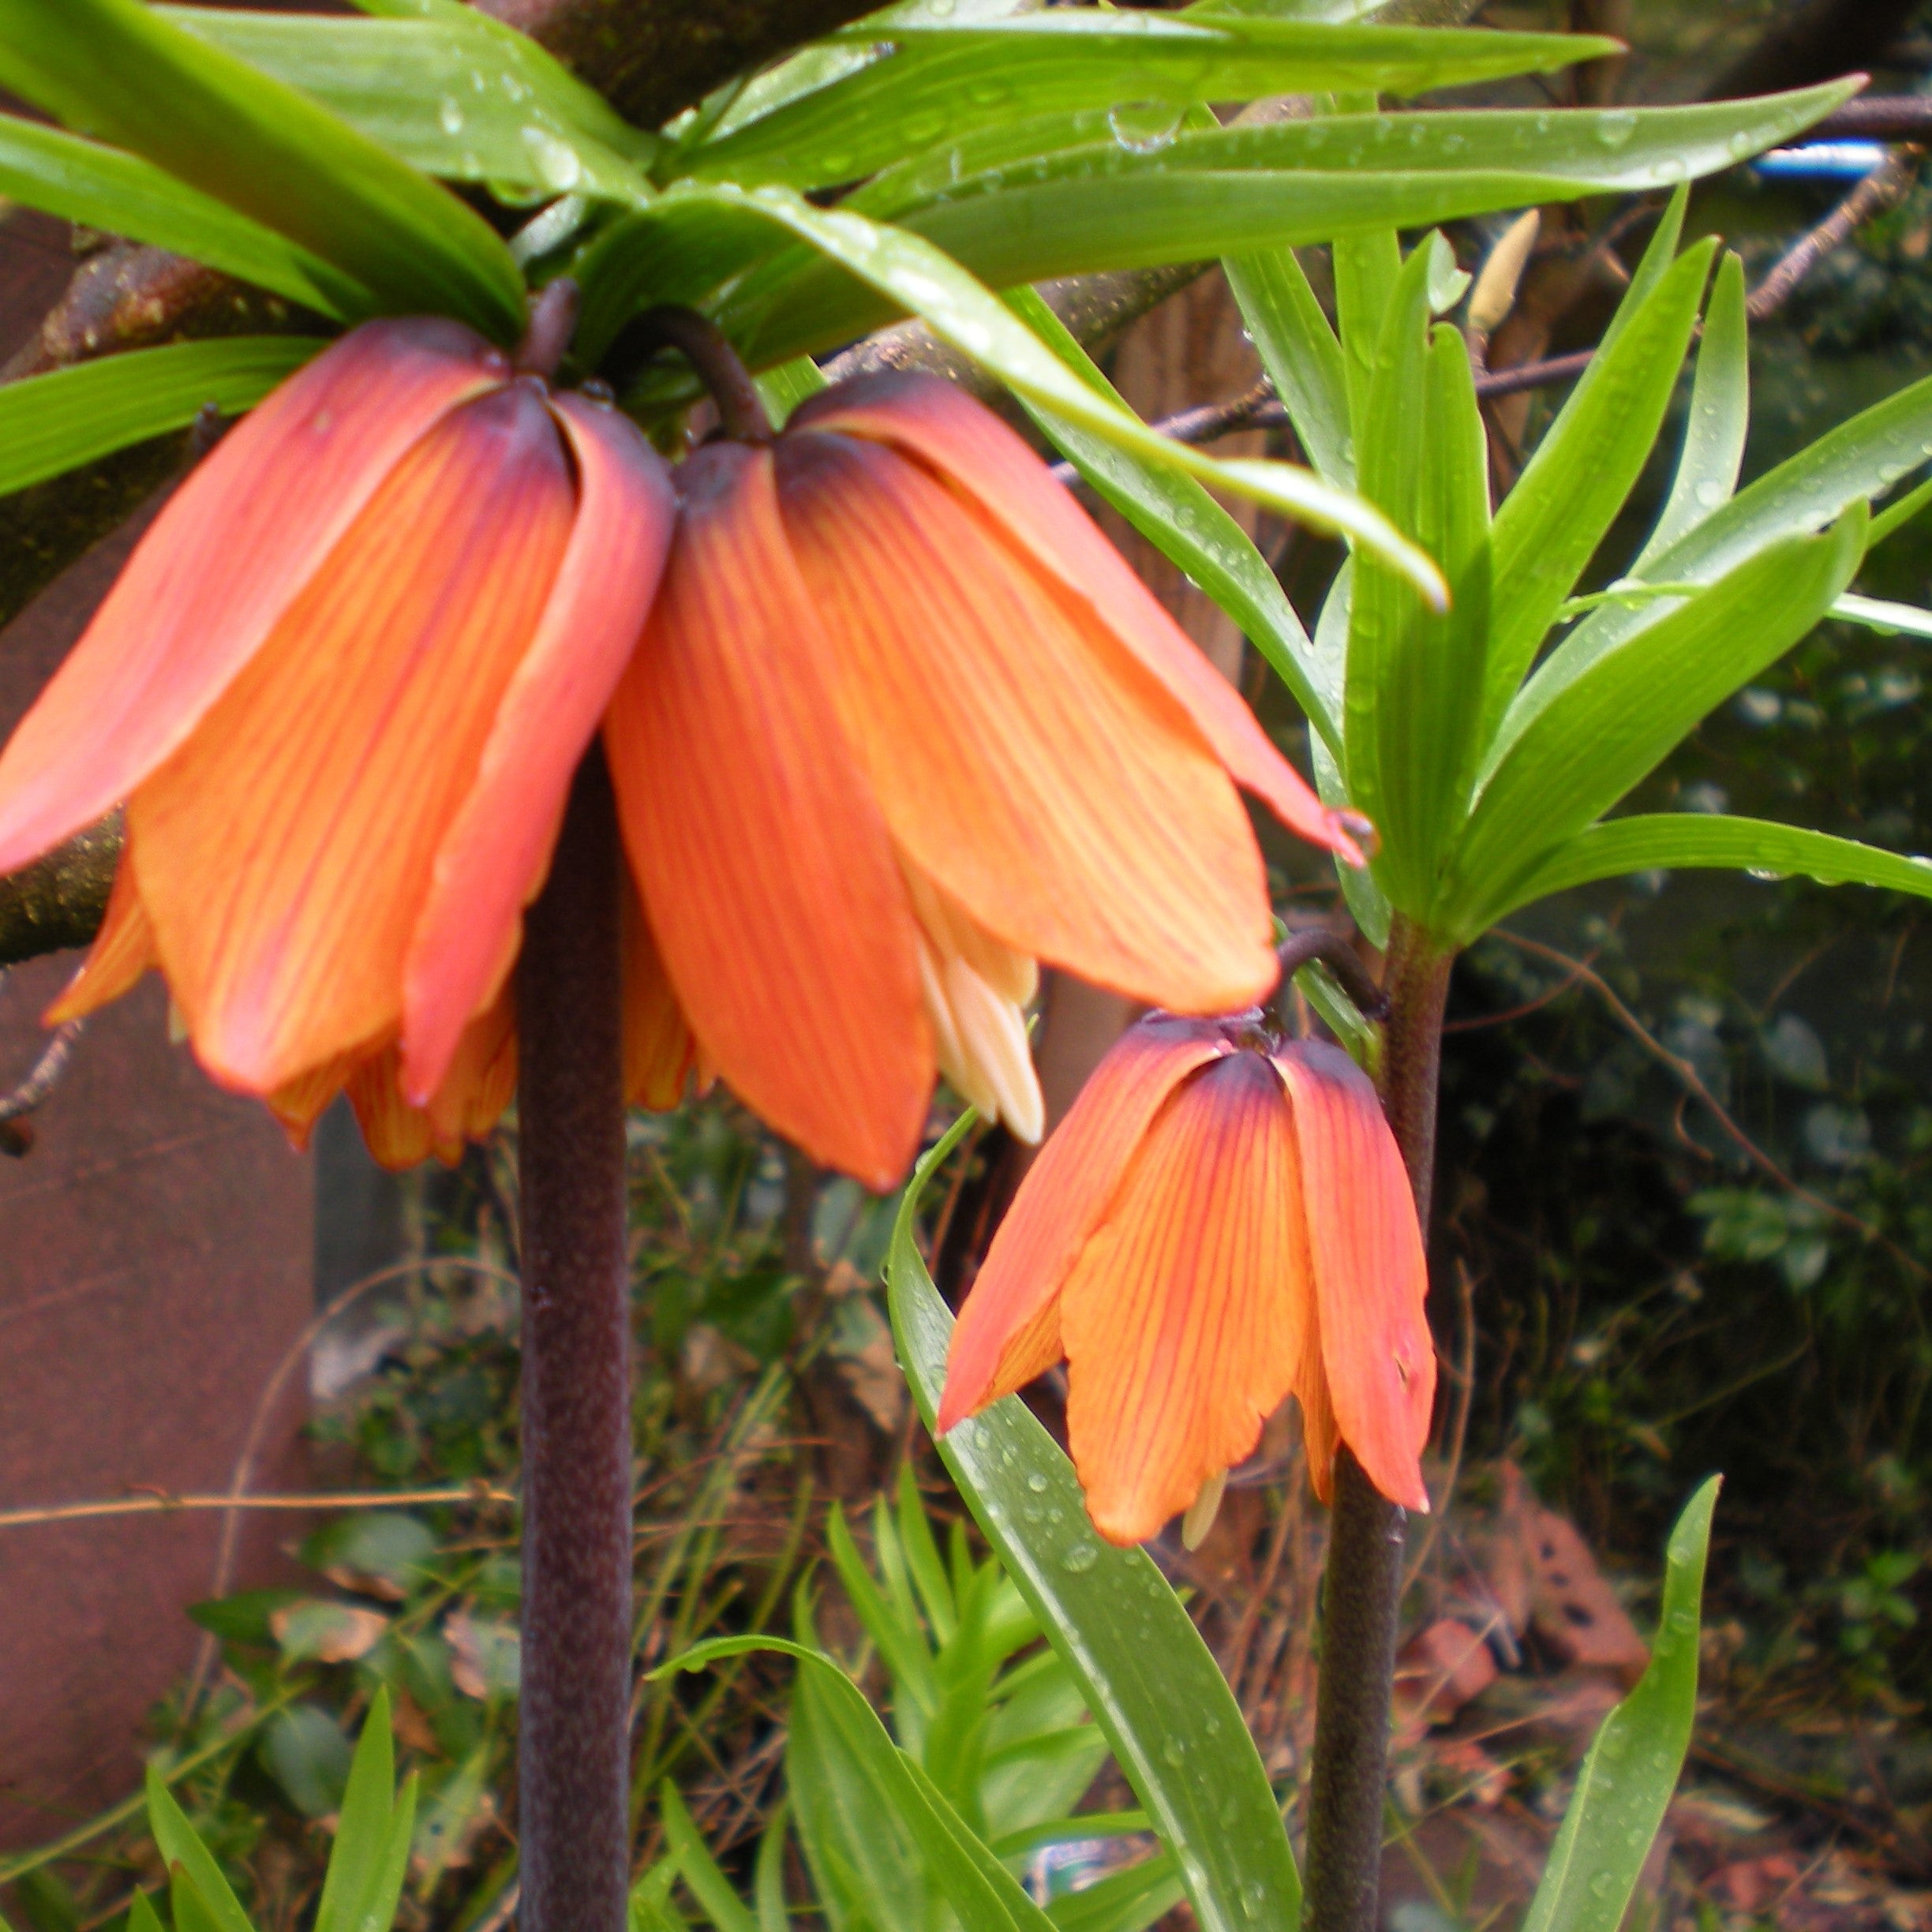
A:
938 1009 1434 1546
0 310 689 1166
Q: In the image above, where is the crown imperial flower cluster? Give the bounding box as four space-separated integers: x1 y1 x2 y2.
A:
939 1010 1437 1544
0 309 1363 1188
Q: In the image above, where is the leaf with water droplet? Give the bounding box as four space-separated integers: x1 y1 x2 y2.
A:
1519 1478 1719 1932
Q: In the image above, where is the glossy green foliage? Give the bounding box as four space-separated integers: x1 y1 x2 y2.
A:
0 0 524 339
0 119 359 318
583 181 1442 598
650 1477 1175 1932
677 13 1609 191
884 1120 1301 1932
163 3 657 207
1346 235 1492 908
1247 203 1932 951
142 1690 416 1932
0 339 327 498
1522 1480 1719 1932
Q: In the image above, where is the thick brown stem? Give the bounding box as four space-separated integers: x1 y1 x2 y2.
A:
516 747 633 1932
1302 917 1453 1932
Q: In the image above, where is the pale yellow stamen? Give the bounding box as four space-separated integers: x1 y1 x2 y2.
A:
1181 1468 1230 1552
167 994 190 1045
901 859 1043 1143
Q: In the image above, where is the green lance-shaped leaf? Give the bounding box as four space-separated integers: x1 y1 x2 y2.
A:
678 13 1610 193
850 82 1855 235
826 1500 941 1730
170 1869 238 1932
1225 244 1354 487
1047 1853 1184 1932
0 0 526 342
885 1118 1302 1932
1310 564 1396 946
754 1797 792 1932
0 338 328 500
1442 510 1867 942
1481 235 1718 741
163 4 656 208
1537 346 1932 699
1481 813 1932 929
661 1781 762 1932
1347 238 1493 912
598 181 1444 601
658 1634 1059 1932
1832 592 1932 640
578 88 1850 391
145 1769 255 1932
1002 284 1341 751
315 1687 413 1932
0 118 361 318
1634 251 1750 571
1521 1478 1720 1932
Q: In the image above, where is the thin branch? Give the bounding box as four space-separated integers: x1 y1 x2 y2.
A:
0 1483 516 1532
1748 145 1924 320
1814 98 1932 144
0 1017 84 1155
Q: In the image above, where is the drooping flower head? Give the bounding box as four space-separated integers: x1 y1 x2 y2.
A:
601 356 1368 1190
0 309 689 1164
938 1010 1436 1547
0 301 1365 1188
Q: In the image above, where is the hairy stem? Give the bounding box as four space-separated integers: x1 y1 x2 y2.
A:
1302 916 1454 1932
516 747 633 1932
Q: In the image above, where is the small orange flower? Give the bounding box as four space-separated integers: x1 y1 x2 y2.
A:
938 1013 1436 1546
602 373 1365 1191
0 316 690 1165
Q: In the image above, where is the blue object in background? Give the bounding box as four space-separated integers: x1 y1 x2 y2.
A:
1753 142 1889 181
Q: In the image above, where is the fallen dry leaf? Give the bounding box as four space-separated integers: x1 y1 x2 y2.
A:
268 1600 388 1664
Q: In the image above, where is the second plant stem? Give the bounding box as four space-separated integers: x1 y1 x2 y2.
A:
1301 915 1455 1932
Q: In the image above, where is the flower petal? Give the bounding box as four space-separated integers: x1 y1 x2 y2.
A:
129 381 576 1095
938 1014 1228 1432
43 853 155 1024
1059 1051 1315 1546
622 874 696 1111
1273 1041 1435 1512
777 431 1275 1015
399 390 676 1103
264 1050 358 1151
793 373 1360 861
603 441 929 1191
350 994 517 1171
0 319 505 874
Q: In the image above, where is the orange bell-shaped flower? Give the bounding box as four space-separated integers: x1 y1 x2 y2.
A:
938 1013 1436 1546
602 371 1366 1193
0 316 687 1165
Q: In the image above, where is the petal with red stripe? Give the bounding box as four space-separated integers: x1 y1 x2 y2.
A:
941 1013 1229 1430
1274 1041 1435 1511
793 373 1358 860
777 430 1275 1017
1059 1050 1315 1546
130 381 576 1095
0 320 505 873
603 441 929 1191
400 390 675 1102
